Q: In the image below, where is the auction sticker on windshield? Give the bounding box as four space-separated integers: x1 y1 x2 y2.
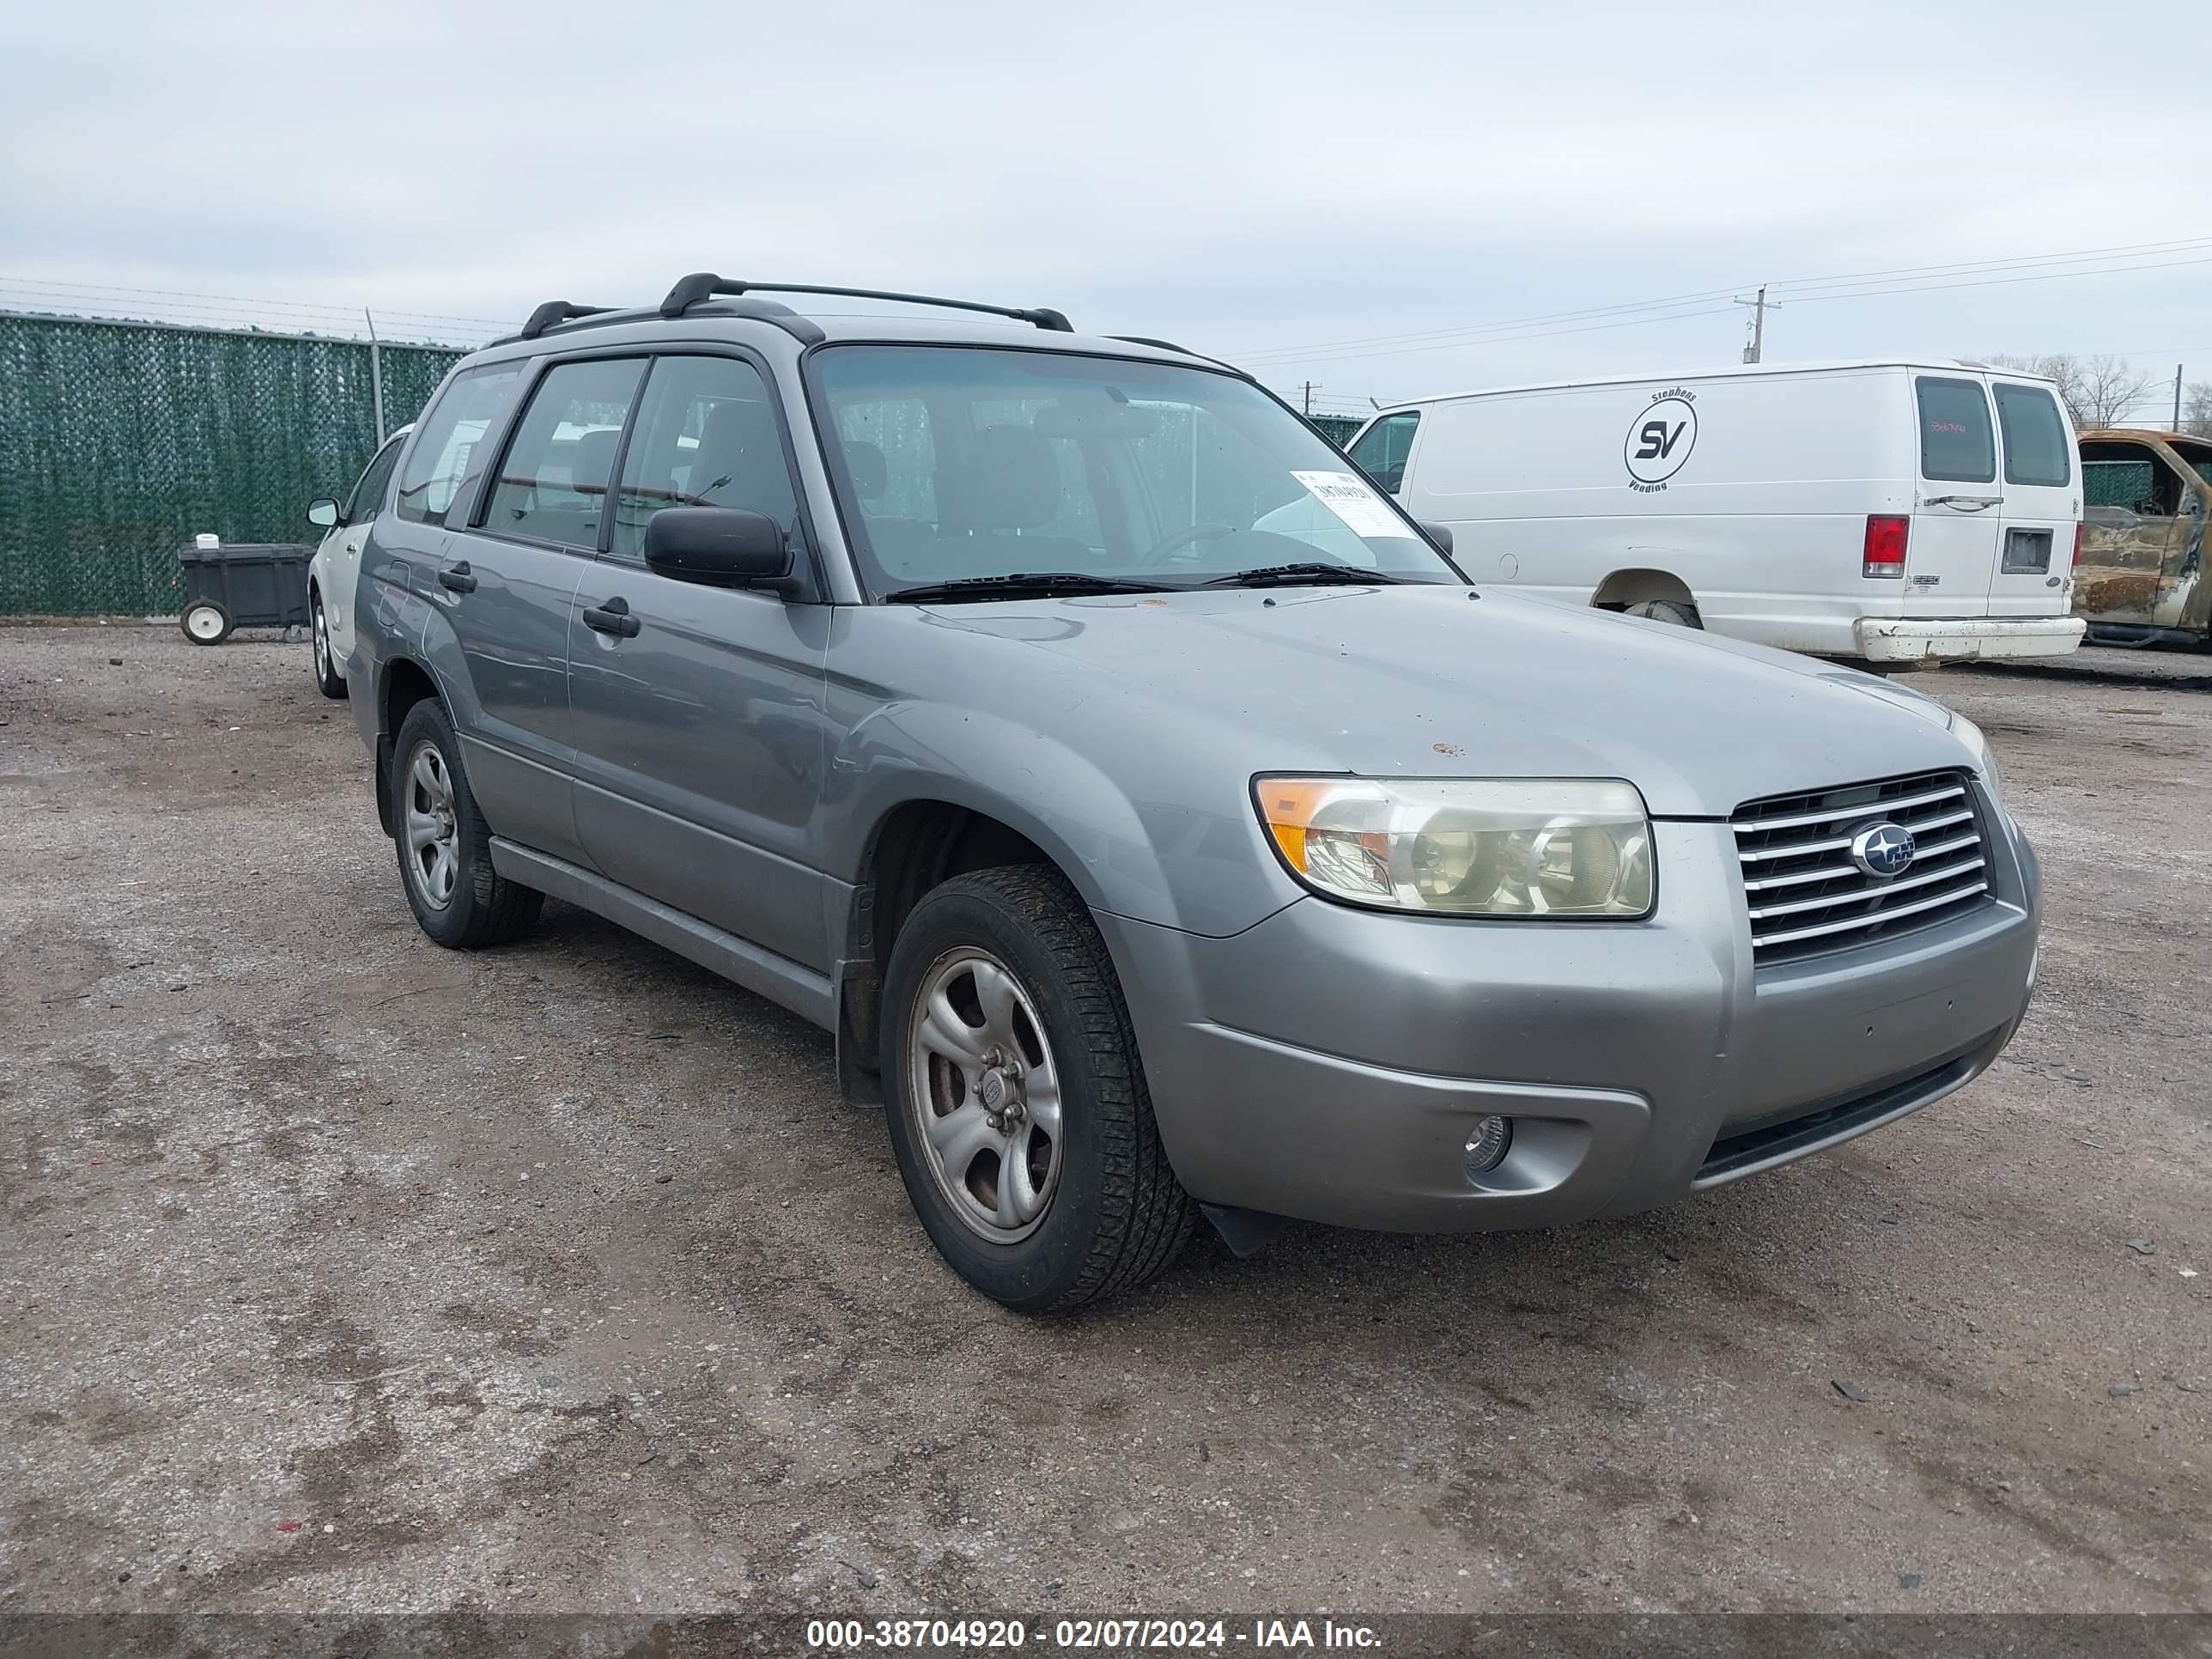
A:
1291 470 1406 538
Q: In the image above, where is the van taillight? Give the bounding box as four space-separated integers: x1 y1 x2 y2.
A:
2072 522 2084 568
1863 514 1909 578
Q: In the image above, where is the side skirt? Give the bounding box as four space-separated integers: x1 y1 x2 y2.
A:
488 839 836 1031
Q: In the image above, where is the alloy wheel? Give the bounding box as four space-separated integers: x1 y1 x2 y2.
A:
906 946 1064 1243
402 739 460 909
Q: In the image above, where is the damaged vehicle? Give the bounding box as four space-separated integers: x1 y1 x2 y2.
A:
2075 427 2212 647
341 276 2044 1311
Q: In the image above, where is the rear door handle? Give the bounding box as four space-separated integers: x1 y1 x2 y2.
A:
437 561 477 593
582 596 641 638
1924 495 2002 511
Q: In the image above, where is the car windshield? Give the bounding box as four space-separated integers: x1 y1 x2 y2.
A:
811 345 1459 596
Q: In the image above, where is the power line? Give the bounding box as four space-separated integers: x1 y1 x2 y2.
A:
1229 234 2212 367
1244 302 1747 370
0 275 510 329
1778 252 2212 306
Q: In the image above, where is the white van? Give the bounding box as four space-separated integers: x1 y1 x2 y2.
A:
1343 360 2087 665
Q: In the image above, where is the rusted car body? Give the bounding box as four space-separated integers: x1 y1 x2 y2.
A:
2075 428 2212 645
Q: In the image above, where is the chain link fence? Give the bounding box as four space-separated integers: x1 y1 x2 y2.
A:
0 313 465 616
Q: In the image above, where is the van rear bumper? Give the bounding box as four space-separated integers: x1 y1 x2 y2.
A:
1854 617 2086 662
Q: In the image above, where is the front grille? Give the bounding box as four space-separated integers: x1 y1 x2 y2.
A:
1732 769 1993 963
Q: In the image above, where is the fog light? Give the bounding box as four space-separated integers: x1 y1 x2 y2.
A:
1462 1115 1513 1178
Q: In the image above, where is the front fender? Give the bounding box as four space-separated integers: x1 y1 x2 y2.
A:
819 701 1302 938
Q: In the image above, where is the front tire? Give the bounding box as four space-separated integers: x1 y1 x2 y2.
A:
880 865 1194 1313
389 699 543 949
311 592 347 699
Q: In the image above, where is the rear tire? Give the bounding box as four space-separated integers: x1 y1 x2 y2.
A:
880 864 1195 1313
1624 598 1702 629
390 699 543 949
311 592 347 699
181 601 232 646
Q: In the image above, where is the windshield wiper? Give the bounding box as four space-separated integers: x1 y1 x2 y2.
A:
1200 562 1415 588
883 572 1181 604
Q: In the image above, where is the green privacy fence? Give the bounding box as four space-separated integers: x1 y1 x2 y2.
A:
0 313 465 616
2082 459 2156 512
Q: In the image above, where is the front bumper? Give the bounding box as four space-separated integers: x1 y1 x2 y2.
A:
1097 808 2039 1233
1853 616 2086 662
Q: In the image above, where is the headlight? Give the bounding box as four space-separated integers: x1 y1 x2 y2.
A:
1254 776 1655 918
1947 713 2003 801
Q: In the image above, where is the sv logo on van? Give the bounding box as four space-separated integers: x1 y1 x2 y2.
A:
1625 392 1698 491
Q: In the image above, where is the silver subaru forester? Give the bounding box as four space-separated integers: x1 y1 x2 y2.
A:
338 274 2039 1311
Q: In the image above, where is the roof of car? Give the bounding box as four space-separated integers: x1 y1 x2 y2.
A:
2081 426 2211 447
476 285 1236 374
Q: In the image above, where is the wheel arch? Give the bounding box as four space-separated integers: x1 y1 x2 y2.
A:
834 794 1086 1103
373 655 445 836
1590 567 1698 612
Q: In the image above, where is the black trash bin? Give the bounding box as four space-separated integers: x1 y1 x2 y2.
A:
177 540 313 645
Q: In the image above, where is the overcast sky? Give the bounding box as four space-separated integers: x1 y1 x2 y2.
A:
4 0 2208 421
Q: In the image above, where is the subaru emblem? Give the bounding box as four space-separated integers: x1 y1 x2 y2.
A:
1850 821 1917 879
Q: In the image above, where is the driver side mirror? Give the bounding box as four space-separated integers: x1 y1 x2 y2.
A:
643 507 797 592
307 498 340 529
1419 520 1454 556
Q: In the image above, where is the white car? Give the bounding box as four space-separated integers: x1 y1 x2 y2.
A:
305 423 411 698
1343 360 2087 667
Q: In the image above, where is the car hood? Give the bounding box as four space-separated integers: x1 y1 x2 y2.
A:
899 584 1969 818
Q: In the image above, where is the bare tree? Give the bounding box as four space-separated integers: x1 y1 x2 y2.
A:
1979 352 2160 430
2180 381 2212 439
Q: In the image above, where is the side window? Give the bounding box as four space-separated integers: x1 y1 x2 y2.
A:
395 365 524 527
344 434 405 525
611 355 799 563
481 357 647 551
2081 443 2182 517
1993 383 2070 487
1915 377 1996 483
1346 410 1419 494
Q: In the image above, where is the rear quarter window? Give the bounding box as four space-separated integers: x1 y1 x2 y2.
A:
396 364 526 527
1915 377 1996 483
1992 383 2070 487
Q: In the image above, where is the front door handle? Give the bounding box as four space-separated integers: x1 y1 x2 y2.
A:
437 561 478 593
582 596 641 638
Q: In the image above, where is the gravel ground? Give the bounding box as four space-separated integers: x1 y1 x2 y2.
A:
1 625 2207 1619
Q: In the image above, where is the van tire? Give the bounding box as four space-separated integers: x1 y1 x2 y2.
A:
1625 599 1702 629
879 864 1195 1313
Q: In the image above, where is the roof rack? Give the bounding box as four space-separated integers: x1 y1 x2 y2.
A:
518 301 617 340
1104 335 1248 377
678 295 826 344
659 273 1073 333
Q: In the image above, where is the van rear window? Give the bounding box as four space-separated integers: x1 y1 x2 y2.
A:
1993 383 2070 487
1915 377 1995 483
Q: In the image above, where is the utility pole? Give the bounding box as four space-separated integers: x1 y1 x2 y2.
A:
1301 380 1318 415
1735 286 1778 363
364 307 386 443
2175 364 2185 431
